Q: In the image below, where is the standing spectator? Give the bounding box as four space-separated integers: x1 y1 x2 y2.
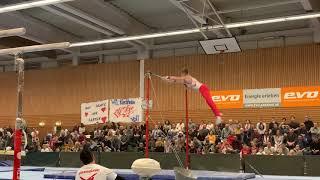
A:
269 117 279 131
288 115 299 130
256 121 267 135
304 116 314 131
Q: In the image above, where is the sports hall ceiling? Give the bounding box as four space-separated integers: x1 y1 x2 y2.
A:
0 0 319 68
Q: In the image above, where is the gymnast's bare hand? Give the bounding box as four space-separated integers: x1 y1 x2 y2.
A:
161 76 174 83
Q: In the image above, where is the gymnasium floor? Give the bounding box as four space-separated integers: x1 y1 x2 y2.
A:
0 167 319 180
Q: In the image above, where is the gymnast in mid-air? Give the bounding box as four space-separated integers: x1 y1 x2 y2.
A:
161 68 222 125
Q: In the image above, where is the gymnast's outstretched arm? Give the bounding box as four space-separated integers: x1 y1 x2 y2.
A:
162 75 192 84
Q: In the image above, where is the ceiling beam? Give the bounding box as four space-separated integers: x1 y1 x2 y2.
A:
53 3 125 35
87 0 150 34
0 12 79 43
215 0 301 14
300 0 320 42
169 0 224 38
0 12 79 55
206 0 232 37
42 4 148 49
41 6 114 36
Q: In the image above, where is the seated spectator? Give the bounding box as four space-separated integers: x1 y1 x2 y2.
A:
310 137 320 155
163 120 171 133
256 147 264 155
206 131 217 145
244 120 252 132
79 123 86 134
263 142 275 155
176 120 185 133
155 137 164 152
240 144 251 158
41 144 53 152
251 129 262 145
151 125 163 140
262 131 271 147
273 130 284 149
206 121 214 131
310 123 320 136
276 143 289 155
198 124 209 141
234 123 242 135
251 142 258 155
220 141 236 154
296 123 308 136
286 129 297 149
137 142 144 153
164 138 172 153
296 135 307 149
221 124 231 140
289 145 303 156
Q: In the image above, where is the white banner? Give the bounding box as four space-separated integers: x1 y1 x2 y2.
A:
243 88 281 108
109 98 143 123
81 100 109 125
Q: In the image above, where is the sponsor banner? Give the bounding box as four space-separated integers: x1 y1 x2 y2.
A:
243 88 281 108
211 90 243 109
81 100 108 125
282 86 320 107
109 98 143 123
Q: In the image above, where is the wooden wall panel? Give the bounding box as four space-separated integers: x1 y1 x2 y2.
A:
0 44 319 129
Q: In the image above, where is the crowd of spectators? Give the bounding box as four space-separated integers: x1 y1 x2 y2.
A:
0 115 319 157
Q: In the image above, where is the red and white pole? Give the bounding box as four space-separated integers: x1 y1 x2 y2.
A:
13 57 25 180
185 89 189 169
145 74 151 158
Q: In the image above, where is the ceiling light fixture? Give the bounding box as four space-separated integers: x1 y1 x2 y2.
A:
0 28 26 38
70 12 320 47
0 42 70 55
0 0 75 14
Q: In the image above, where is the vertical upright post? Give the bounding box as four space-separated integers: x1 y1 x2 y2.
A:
185 89 189 169
145 74 150 158
13 57 24 180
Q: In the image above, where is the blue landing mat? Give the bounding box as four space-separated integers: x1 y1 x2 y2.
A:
44 169 256 180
